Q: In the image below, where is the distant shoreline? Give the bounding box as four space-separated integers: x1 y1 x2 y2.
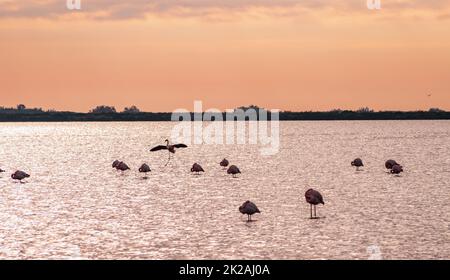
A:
1 111 450 122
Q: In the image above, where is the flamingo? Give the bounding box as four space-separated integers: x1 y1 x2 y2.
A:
191 163 204 175
391 164 403 175
239 201 260 222
112 160 120 168
11 170 30 183
115 161 130 172
385 159 399 170
220 158 229 168
139 163 151 178
305 188 324 219
351 158 364 171
227 165 241 177
0 168 5 173
150 139 188 166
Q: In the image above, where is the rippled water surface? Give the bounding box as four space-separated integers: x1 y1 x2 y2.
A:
0 121 449 259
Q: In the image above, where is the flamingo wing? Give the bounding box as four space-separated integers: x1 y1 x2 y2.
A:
316 192 324 204
173 144 188 148
245 201 260 214
150 145 168 151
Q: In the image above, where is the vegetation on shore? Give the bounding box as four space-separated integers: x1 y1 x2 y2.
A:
1 104 449 122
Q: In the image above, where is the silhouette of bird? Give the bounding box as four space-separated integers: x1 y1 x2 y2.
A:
227 165 241 177
11 170 30 183
115 161 130 172
385 159 399 170
351 158 364 171
239 201 260 222
391 164 403 174
220 158 229 168
191 163 204 174
150 139 188 166
305 188 324 219
112 160 120 168
139 163 151 177
0 168 5 173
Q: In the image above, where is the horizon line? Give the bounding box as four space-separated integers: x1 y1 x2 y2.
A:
0 105 448 114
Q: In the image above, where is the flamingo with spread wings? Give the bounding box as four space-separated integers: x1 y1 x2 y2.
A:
150 139 188 166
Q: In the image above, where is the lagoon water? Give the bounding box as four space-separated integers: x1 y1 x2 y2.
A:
0 121 449 259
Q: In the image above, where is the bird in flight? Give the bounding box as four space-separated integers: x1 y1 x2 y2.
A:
150 139 188 166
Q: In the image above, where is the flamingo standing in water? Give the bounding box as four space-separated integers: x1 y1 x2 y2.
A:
115 161 130 172
305 188 324 219
139 163 151 178
239 201 260 222
150 139 188 166
191 163 204 175
351 158 364 171
227 165 241 177
391 164 403 175
220 159 229 168
385 159 399 170
11 170 30 183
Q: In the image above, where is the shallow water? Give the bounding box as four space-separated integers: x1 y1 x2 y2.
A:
0 121 449 259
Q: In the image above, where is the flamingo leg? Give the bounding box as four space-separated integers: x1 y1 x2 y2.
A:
310 204 312 219
314 205 317 218
164 152 171 166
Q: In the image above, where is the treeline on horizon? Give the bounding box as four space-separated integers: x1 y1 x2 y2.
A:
1 104 449 122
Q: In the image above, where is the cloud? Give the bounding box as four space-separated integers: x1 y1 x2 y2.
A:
0 0 449 20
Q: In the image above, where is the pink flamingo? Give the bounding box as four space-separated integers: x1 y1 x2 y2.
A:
227 165 241 178
191 163 204 175
11 170 30 183
239 201 260 222
305 189 324 219
150 139 188 166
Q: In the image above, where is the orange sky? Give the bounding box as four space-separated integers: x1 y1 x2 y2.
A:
0 0 450 112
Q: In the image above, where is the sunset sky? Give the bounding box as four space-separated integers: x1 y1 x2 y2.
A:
1 0 449 112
